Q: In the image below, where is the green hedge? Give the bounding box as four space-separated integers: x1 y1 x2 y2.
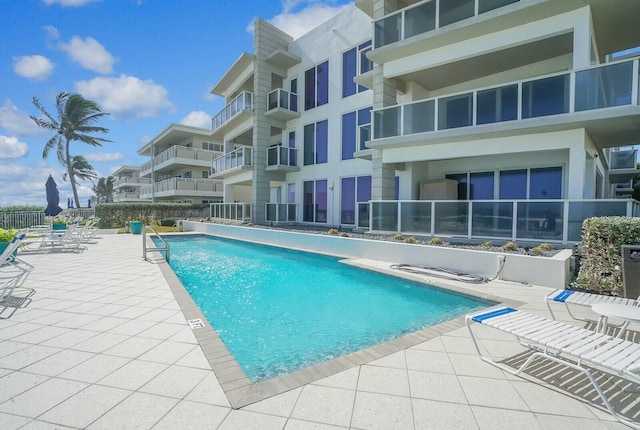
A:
575 216 640 295
95 203 208 228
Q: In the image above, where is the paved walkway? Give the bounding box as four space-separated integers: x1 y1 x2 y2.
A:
0 232 637 429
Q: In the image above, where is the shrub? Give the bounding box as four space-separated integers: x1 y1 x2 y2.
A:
328 228 339 235
246 222 254 227
575 216 640 295
500 242 519 252
160 218 177 227
480 241 493 247
393 234 405 241
340 232 349 237
405 236 417 244
429 237 444 245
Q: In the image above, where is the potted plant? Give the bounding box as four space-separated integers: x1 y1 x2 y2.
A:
52 217 67 231
0 228 19 258
129 220 144 235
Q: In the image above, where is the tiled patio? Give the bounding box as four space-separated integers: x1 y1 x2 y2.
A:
0 231 637 429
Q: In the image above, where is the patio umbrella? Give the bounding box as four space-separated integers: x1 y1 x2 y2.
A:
67 197 71 209
87 199 91 208
44 175 63 217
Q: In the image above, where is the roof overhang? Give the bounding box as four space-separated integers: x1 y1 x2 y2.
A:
138 123 213 156
210 53 256 97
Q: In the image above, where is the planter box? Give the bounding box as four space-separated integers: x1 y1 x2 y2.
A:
52 223 67 231
0 241 18 261
130 221 144 235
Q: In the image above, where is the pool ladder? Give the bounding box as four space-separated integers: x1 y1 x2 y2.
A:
142 226 170 263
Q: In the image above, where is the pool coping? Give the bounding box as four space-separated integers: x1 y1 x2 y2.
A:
150 233 524 409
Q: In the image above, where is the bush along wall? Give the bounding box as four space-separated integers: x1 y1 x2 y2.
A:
95 203 208 228
574 216 640 295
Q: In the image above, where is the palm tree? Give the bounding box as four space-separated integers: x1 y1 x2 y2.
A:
62 155 98 184
92 176 115 203
31 92 111 208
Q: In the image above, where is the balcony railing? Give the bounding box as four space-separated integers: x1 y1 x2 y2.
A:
212 147 252 175
115 177 151 188
141 145 221 174
266 203 297 223
211 91 254 132
210 203 252 222
363 199 640 244
374 0 519 48
266 89 298 113
113 192 144 202
140 178 223 196
373 58 640 140
267 146 297 168
610 149 638 170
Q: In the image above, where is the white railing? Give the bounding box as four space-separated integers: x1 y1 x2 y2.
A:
373 57 640 140
210 203 252 222
363 199 640 244
266 146 297 167
212 147 252 175
113 192 144 202
374 0 519 48
211 91 254 132
115 177 151 188
0 211 46 229
140 178 223 197
265 203 297 223
266 89 298 113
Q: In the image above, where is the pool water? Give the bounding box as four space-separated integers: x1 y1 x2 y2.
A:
159 234 492 382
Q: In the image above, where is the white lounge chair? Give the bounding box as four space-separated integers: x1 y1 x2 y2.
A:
0 233 33 288
0 233 25 265
546 288 639 321
0 278 18 305
38 223 83 253
466 306 640 429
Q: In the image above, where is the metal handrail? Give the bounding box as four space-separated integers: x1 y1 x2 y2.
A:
142 226 170 262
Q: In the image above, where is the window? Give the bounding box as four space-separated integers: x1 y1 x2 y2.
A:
446 171 494 200
182 171 192 179
499 167 563 199
303 120 328 165
201 170 209 179
342 41 372 98
305 61 329 110
202 141 222 152
341 107 372 160
341 175 371 224
303 179 328 223
287 183 295 204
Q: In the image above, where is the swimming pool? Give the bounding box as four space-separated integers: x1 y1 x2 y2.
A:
160 234 493 382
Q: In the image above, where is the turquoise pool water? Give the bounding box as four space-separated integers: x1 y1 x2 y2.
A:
159 234 492 382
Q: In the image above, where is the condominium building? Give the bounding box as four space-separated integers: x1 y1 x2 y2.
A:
112 165 151 203
138 124 224 204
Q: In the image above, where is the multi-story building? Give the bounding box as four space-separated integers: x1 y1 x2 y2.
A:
112 165 151 203
138 124 224 204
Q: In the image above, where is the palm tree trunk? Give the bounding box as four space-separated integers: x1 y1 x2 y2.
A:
65 139 81 208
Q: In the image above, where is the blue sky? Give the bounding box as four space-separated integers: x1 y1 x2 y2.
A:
0 0 352 207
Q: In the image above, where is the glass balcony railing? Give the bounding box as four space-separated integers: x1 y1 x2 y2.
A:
373 58 640 140
267 146 297 168
211 91 254 132
365 199 639 244
374 0 519 48
212 147 252 175
140 145 222 174
265 203 297 223
115 177 151 188
266 89 298 113
610 149 638 170
140 178 223 197
210 203 252 222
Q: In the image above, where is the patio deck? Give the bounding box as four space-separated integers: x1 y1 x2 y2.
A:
0 231 637 429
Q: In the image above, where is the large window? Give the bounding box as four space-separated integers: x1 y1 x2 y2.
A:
446 172 494 200
303 180 328 223
342 41 372 98
341 107 372 160
305 61 329 110
341 175 371 224
303 120 328 165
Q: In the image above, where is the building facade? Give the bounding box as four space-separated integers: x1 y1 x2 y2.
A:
112 165 151 203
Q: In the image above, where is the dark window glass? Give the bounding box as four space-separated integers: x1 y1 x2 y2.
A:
530 167 562 199
439 0 474 27
341 177 356 224
290 78 297 94
317 61 329 106
342 111 357 160
499 169 527 199
316 180 328 223
357 176 372 202
303 181 314 222
446 173 468 200
438 93 472 129
395 176 400 200
342 48 357 98
358 107 371 125
304 68 316 110
316 120 328 164
477 85 517 125
303 124 315 165
469 172 494 200
288 131 295 149
479 0 518 14
522 75 569 118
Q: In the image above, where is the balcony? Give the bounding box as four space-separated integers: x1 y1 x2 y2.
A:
374 0 519 49
265 203 297 224
210 203 252 223
609 149 639 183
265 146 298 172
140 178 223 199
115 177 151 189
140 145 221 176
265 89 299 121
211 147 252 178
371 58 640 150
362 199 640 245
113 192 148 202
211 91 254 138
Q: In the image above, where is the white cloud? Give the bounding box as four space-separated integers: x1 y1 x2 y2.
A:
83 152 124 162
59 36 115 74
43 25 60 40
0 161 71 207
75 74 174 119
13 55 55 81
247 1 349 39
180 111 211 129
0 100 42 137
0 136 29 159
42 0 101 7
